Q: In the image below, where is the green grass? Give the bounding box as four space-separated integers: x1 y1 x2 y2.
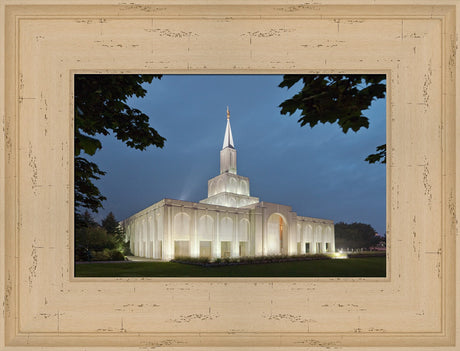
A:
75 257 385 277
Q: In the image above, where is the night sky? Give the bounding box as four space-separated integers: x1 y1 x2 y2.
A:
88 75 386 235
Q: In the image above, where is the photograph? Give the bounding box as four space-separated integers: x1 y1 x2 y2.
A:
74 74 387 277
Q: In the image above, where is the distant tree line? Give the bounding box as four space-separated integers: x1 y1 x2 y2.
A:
75 211 131 261
334 222 384 251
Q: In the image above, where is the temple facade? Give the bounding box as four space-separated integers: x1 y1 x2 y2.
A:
122 108 335 260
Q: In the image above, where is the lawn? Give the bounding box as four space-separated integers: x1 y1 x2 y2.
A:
75 257 386 277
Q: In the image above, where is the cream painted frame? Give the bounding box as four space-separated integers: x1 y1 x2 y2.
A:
0 1 458 349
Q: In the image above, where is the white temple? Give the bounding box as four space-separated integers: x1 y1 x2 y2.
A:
122 108 335 260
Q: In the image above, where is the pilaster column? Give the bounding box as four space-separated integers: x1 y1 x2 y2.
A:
288 212 296 255
128 224 134 253
214 211 220 259
134 222 138 256
152 211 157 258
191 210 198 257
158 208 164 260
253 209 263 256
143 217 147 257
300 223 306 254
232 213 238 257
131 224 135 253
331 225 336 252
170 207 174 259
146 215 152 258
163 205 173 260
262 207 268 256
135 221 139 256
140 218 144 257
311 225 317 254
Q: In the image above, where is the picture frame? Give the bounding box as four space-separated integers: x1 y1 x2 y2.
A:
1 1 458 349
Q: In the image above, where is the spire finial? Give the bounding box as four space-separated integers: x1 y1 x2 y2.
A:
222 106 234 149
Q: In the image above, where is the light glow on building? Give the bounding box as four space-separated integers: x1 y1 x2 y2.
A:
122 108 335 261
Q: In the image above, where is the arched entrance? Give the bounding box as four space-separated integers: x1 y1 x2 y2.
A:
266 213 288 255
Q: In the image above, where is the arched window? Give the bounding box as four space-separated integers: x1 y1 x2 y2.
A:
228 196 237 207
220 216 233 241
198 215 214 241
304 224 313 243
229 177 237 193
239 218 249 242
240 180 248 195
266 213 287 255
173 212 190 240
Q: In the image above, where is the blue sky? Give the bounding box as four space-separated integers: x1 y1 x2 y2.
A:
89 75 386 234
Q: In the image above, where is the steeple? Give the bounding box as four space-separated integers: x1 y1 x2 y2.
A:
220 107 237 174
200 106 260 208
222 106 234 149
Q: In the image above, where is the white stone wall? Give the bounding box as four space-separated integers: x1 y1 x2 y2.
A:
200 192 259 208
121 200 165 260
207 173 251 197
296 216 335 254
123 199 335 261
143 199 255 260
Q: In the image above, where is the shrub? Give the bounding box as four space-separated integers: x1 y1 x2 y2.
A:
74 212 130 261
109 249 125 261
75 225 123 253
89 248 125 261
347 252 386 258
172 256 210 265
122 240 133 256
75 245 91 261
171 253 332 266
92 250 110 261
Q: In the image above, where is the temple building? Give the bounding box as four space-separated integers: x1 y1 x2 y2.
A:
122 108 335 260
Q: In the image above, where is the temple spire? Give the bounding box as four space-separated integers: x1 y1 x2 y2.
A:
222 106 234 149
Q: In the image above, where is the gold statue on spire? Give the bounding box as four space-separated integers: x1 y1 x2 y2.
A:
227 106 230 120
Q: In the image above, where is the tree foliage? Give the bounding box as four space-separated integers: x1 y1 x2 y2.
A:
279 74 386 163
75 211 130 261
364 144 387 164
74 157 106 216
101 211 120 235
334 222 381 250
74 74 166 216
75 209 99 230
101 211 128 253
75 225 112 252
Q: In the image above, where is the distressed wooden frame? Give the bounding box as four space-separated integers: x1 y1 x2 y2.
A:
0 1 458 349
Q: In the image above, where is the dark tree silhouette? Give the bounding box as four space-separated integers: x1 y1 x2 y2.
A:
101 211 119 235
278 74 386 163
74 74 166 223
334 222 381 250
